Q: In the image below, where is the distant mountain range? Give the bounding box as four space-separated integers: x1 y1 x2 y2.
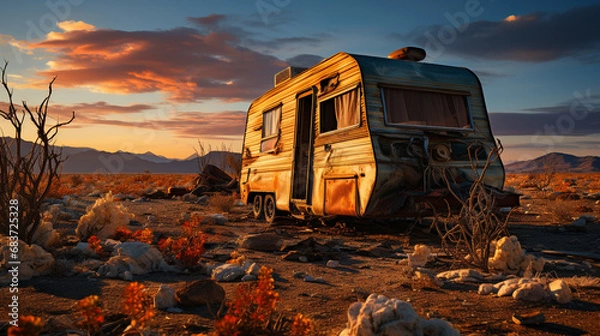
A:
1 137 240 174
505 152 600 173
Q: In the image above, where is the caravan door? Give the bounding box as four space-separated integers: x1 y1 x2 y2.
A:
291 90 315 203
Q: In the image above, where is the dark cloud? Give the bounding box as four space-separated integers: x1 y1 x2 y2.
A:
285 54 324 67
188 14 227 28
397 4 600 62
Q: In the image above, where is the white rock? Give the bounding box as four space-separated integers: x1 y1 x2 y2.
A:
489 236 544 275
326 260 340 268
97 242 174 279
497 283 519 297
339 293 459 336
408 244 432 267
245 262 261 276
76 192 131 240
154 285 177 309
549 279 572 304
478 283 495 295
512 282 548 302
212 263 245 282
0 238 54 280
299 256 308 263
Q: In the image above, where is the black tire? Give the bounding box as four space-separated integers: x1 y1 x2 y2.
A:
252 194 264 219
264 194 276 223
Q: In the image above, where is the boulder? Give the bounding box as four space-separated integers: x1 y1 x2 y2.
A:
237 233 283 252
175 280 225 306
168 186 189 197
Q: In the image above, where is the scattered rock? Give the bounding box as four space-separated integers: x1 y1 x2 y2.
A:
237 233 283 252
414 270 443 288
478 283 495 295
436 269 484 283
512 311 545 325
241 274 257 282
32 214 60 249
338 294 459 336
176 280 225 306
181 193 199 203
408 244 432 267
512 282 548 302
488 236 545 275
196 195 210 205
76 192 131 240
122 271 133 281
498 283 520 297
0 239 55 280
298 256 309 263
203 214 228 225
97 242 175 279
144 189 169 199
154 285 177 309
245 262 261 276
212 263 245 282
549 279 572 304
326 260 340 268
168 186 189 197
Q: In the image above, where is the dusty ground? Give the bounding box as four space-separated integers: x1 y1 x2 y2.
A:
1 180 600 335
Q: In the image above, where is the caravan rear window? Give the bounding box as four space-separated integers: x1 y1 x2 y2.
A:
381 87 471 129
320 87 360 134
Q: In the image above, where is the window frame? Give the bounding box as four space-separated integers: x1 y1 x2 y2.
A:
260 103 282 153
318 84 362 136
380 85 474 131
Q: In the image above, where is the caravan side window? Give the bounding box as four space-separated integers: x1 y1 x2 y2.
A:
320 87 360 134
260 105 281 152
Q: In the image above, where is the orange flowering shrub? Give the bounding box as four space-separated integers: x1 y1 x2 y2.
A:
132 228 154 244
158 217 206 268
290 313 314 336
87 235 103 254
75 295 104 333
214 266 279 335
7 315 44 336
113 226 134 241
122 282 155 330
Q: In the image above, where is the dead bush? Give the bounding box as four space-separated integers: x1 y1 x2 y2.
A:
549 199 581 223
434 142 511 272
209 193 236 213
0 62 74 243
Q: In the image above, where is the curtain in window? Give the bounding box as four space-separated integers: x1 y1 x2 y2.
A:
383 87 470 128
334 88 360 129
262 106 281 137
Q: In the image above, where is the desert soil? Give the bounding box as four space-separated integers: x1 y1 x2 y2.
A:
1 192 600 336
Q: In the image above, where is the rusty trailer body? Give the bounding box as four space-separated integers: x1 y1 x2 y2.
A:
241 50 516 222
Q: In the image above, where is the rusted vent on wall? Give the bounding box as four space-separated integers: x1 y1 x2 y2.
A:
274 66 308 87
388 47 426 61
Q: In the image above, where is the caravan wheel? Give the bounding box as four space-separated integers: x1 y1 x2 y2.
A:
264 194 276 223
252 194 264 219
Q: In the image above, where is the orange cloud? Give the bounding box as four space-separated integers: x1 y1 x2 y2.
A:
16 18 287 102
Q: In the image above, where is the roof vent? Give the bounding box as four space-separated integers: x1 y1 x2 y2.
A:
388 47 426 61
274 66 307 87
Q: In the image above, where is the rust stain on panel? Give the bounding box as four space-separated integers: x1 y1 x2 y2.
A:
325 178 357 216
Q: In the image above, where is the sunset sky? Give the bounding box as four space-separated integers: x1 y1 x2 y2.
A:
0 0 598 163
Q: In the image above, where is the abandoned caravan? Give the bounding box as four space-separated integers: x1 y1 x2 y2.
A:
241 47 519 223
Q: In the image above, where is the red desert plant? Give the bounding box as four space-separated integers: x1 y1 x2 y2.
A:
87 235 103 254
7 315 44 336
122 282 155 330
112 227 154 244
75 295 104 333
158 217 206 268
